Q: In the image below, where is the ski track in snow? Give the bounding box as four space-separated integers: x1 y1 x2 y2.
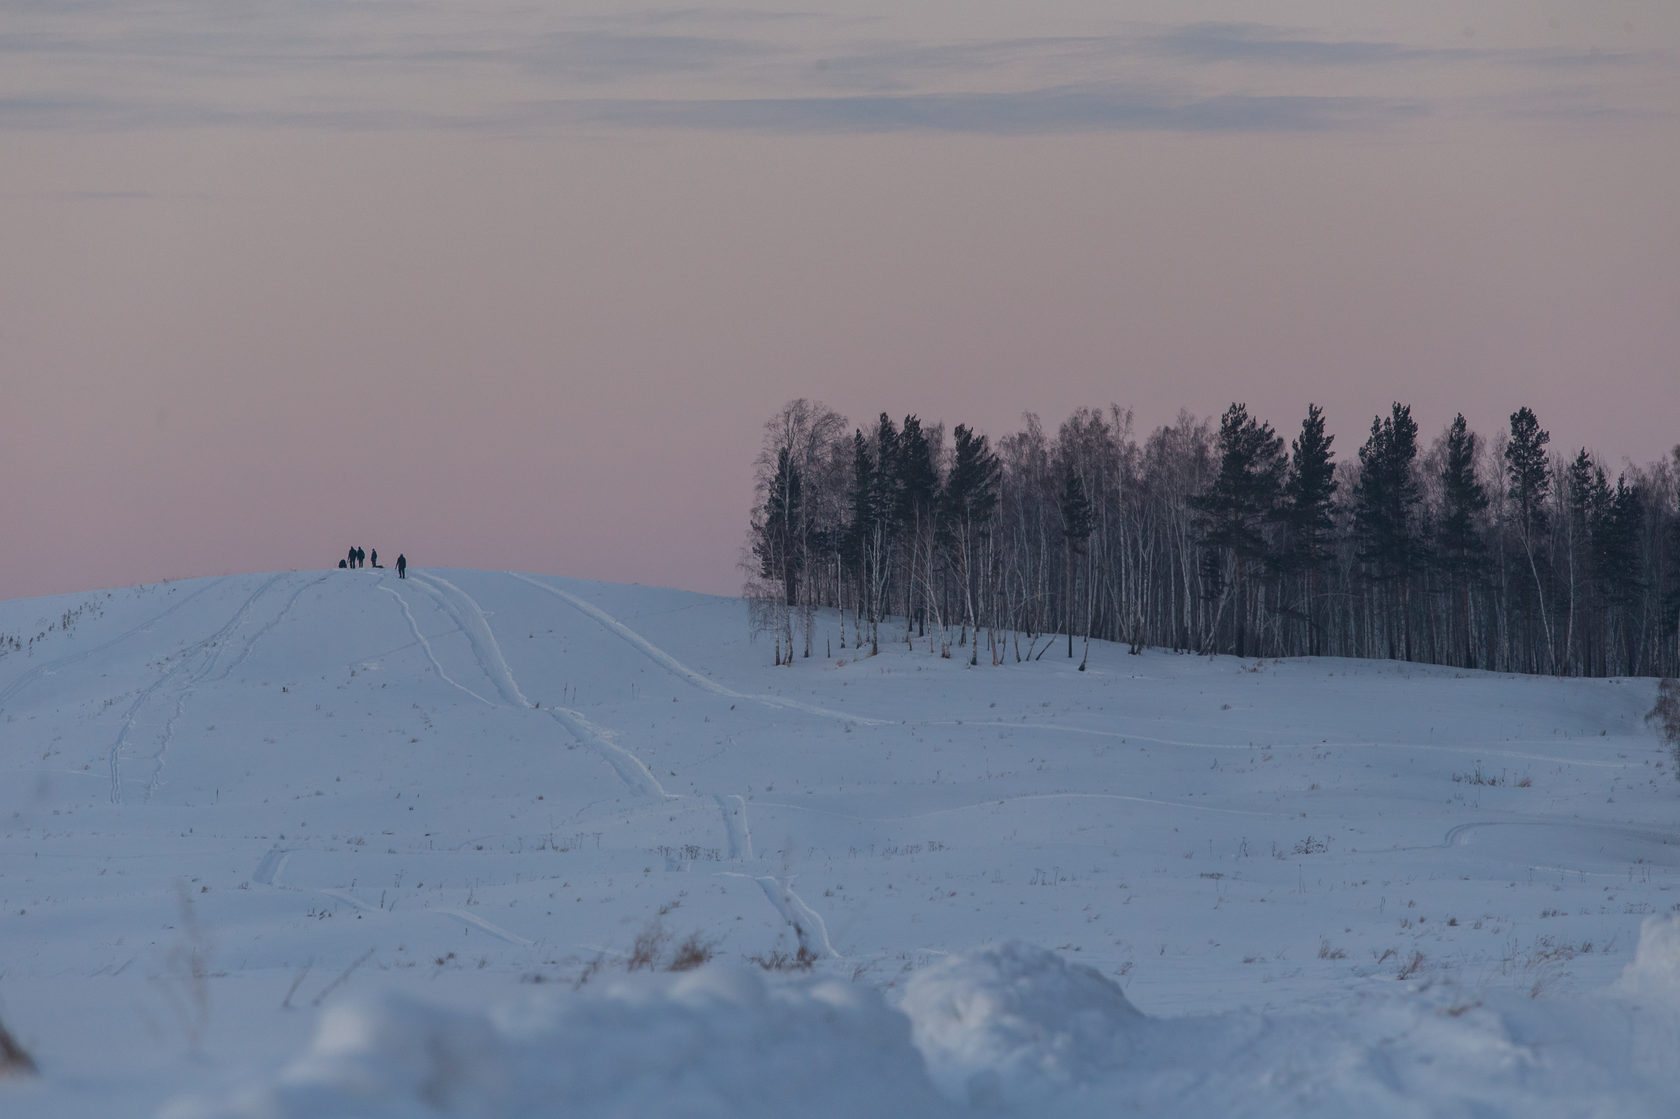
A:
110 574 291 804
507 572 1622 779
752 789 1291 825
208 575 331 682
408 573 671 801
505 572 889 726
428 906 534 947
0 579 220 713
318 886 376 914
941 720 1629 769
257 853 534 946
1384 819 1680 861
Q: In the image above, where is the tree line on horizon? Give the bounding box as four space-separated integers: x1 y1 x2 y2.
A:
745 398 1680 678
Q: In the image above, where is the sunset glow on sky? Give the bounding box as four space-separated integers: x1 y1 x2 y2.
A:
4 1 1676 601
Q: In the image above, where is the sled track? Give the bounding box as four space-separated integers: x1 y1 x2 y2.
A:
380 584 497 707
715 793 754 861
720 871 840 959
541 704 671 800
505 572 888 726
408 573 671 801
405 573 529 707
252 847 292 886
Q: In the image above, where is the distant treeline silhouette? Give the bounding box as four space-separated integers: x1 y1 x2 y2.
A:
745 399 1680 677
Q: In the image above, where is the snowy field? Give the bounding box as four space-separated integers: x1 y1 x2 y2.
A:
1 569 1677 1117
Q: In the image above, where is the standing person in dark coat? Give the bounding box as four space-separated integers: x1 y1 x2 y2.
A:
370 548 379 568
356 546 366 568
347 546 356 568
396 554 407 579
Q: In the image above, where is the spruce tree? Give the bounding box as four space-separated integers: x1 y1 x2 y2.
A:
1506 407 1552 538
1281 404 1337 654
1354 403 1422 659
1504 406 1554 671
1436 414 1489 667
1195 403 1286 656
1593 470 1644 673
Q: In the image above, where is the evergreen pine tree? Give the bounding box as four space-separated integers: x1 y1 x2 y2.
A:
1436 414 1489 667
1195 403 1286 656
1593 469 1644 673
1281 404 1337 654
1354 403 1423 659
1504 406 1554 671
1506 407 1552 538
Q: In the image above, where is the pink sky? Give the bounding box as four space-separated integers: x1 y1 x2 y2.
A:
3 3 1677 602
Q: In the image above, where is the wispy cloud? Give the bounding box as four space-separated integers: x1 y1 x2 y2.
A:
0 84 1428 136
800 36 1128 92
56 189 154 200
0 6 1666 136
534 85 1426 135
1151 23 1438 67
1147 21 1660 70
507 31 778 81
602 6 837 28
0 93 455 132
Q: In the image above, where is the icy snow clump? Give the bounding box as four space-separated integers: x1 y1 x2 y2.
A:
169 965 957 1119
898 941 1146 1108
1617 912 1680 998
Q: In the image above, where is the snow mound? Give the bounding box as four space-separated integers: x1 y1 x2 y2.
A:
168 966 955 1119
1617 913 1680 998
898 941 1146 1107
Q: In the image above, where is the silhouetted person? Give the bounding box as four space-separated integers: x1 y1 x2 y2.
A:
355 546 365 568
370 548 379 568
338 558 347 569
347 546 356 568
396 554 407 579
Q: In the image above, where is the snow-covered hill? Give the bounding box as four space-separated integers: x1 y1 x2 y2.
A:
1 569 1677 1117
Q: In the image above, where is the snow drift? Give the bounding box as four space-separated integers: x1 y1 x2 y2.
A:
167 966 956 1119
169 928 1680 1119
1 569 1676 1117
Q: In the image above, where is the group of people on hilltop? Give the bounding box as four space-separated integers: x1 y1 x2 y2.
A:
338 546 406 578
